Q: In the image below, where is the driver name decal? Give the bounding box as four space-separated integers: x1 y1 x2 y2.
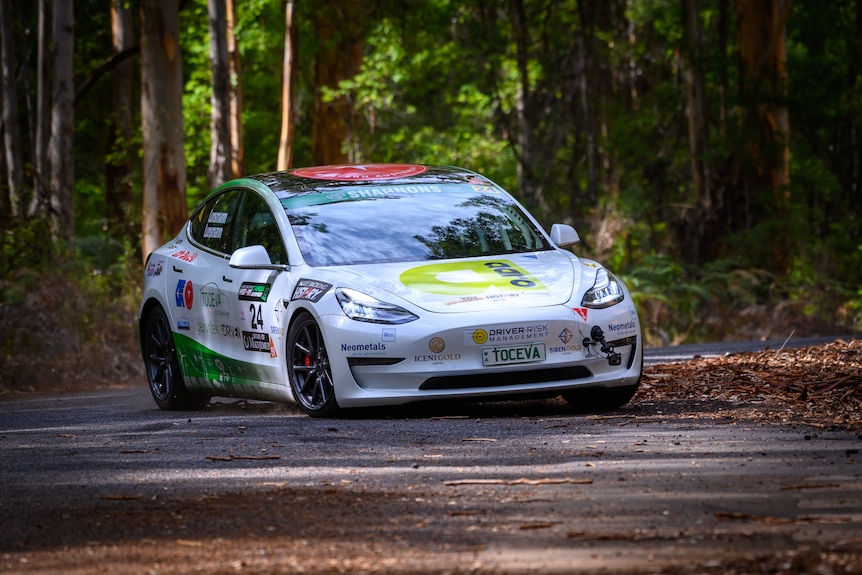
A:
400 260 546 295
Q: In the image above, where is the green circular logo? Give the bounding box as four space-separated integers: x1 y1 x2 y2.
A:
400 260 546 296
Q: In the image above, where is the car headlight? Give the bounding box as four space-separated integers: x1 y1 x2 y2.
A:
335 288 419 324
581 268 625 309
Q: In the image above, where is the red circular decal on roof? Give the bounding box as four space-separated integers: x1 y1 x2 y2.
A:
292 164 428 181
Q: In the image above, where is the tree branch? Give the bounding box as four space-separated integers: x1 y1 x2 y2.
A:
76 44 140 101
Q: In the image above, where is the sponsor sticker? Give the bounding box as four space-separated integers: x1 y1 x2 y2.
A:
549 344 583 354
429 337 446 353
341 342 387 352
177 318 190 331
465 323 549 346
199 283 228 316
146 258 164 277
606 319 638 336
291 279 332 302
239 282 271 302
172 249 198 263
242 331 271 353
220 324 239 338
175 280 193 309
382 328 396 342
572 308 588 321
415 353 461 363
558 328 573 344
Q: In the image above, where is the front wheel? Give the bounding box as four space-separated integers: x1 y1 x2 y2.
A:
143 306 209 411
561 380 640 412
287 312 339 417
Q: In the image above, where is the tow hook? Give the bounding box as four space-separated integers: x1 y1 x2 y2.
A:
583 326 622 366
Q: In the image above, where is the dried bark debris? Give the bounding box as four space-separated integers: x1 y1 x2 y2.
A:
640 338 862 429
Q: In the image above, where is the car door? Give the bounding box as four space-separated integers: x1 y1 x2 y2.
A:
221 189 292 392
178 188 243 391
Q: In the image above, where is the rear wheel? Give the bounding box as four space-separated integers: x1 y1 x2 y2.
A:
287 312 339 417
143 306 209 411
561 380 640 412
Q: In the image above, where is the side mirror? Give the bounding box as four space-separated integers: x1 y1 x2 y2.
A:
550 223 580 247
229 245 288 271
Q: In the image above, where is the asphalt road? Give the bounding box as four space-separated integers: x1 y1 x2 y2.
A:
2 379 861 573
643 334 852 364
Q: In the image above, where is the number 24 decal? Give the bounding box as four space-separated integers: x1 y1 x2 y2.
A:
249 304 263 330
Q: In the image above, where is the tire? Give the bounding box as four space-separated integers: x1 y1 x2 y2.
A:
143 306 209 411
287 312 339 417
561 379 640 412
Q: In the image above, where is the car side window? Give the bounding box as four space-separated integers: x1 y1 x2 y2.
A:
232 191 288 265
189 190 242 254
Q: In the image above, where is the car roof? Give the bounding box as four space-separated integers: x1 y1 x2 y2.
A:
246 164 491 199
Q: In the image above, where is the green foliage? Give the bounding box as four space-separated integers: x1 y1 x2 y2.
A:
180 0 215 207
0 224 143 392
622 254 777 344
5 0 861 354
329 7 517 190
242 0 306 172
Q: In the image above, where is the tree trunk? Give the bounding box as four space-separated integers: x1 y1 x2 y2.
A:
679 0 715 264
576 0 598 206
30 0 50 219
682 0 710 212
737 0 791 204
141 0 187 260
106 0 135 242
277 0 297 171
0 0 25 218
226 0 243 176
312 1 363 166
208 0 232 188
48 0 74 242
736 0 791 269
855 0 862 203
510 0 538 211
717 0 729 139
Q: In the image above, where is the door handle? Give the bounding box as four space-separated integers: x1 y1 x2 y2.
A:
223 276 233 283
172 266 183 273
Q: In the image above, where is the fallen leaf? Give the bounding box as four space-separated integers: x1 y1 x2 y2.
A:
444 477 592 486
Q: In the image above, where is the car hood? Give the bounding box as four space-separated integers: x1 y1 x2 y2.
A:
333 251 579 313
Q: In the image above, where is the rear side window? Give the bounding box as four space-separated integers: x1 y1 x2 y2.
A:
189 190 242 254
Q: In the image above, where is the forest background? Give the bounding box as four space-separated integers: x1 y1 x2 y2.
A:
0 0 860 391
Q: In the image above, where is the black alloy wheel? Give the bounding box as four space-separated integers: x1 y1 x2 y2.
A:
143 306 208 410
287 312 339 417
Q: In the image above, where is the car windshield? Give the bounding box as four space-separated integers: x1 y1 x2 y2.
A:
280 183 551 266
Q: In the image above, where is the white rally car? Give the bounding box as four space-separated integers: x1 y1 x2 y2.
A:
139 164 642 417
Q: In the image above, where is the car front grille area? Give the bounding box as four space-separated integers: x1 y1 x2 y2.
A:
419 366 592 391
347 357 406 367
